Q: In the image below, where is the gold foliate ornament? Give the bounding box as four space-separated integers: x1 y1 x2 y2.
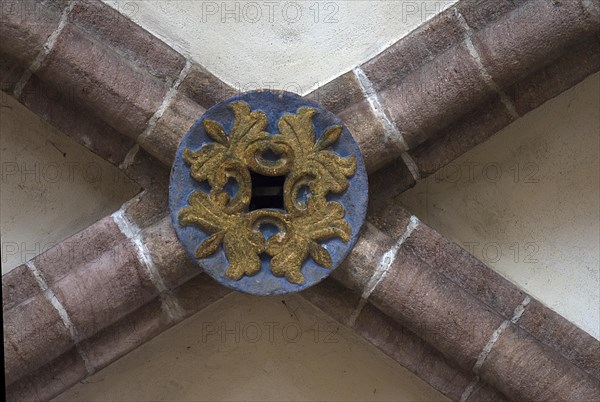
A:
178 101 357 284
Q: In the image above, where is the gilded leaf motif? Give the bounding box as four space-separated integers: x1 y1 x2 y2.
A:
178 101 357 284
267 200 351 284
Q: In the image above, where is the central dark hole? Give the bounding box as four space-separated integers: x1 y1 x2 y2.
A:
249 172 285 211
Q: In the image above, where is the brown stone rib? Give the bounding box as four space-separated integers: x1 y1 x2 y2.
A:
361 7 464 92
301 280 508 401
365 0 598 152
78 297 172 373
379 41 493 150
69 0 186 84
389 211 598 385
35 22 168 139
139 60 245 167
31 215 127 286
2 211 230 399
519 299 600 380
307 71 401 174
25 0 187 142
506 34 600 115
339 99 400 173
0 0 67 67
139 91 206 167
400 224 527 320
4 273 230 402
50 238 158 340
1 0 233 171
179 62 238 109
365 160 415 237
354 304 490 402
410 32 600 178
301 278 360 327
408 94 516 178
3 216 162 386
122 185 169 229
330 222 393 293
4 289 75 385
306 0 599 176
6 348 87 402
20 74 135 165
455 0 530 31
304 218 600 401
371 244 507 372
142 216 199 290
74 273 228 375
470 0 597 89
2 264 39 312
0 51 25 93
481 324 600 401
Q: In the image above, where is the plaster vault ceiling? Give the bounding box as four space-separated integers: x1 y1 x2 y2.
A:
103 0 457 94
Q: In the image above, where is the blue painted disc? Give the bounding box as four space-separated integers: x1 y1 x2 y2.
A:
169 90 368 295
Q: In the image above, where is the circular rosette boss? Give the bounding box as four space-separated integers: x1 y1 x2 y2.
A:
170 90 368 295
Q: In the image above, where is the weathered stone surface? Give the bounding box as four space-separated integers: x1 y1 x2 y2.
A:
408 96 515 177
481 324 600 401
32 215 127 286
370 237 506 371
338 99 400 173
51 239 159 339
5 348 87 402
79 298 172 372
141 216 199 290
366 162 414 237
331 222 392 293
300 278 361 326
172 273 232 318
362 8 463 91
354 303 473 401
121 190 168 230
305 71 365 115
409 34 600 179
0 0 67 66
506 35 600 116
69 0 185 84
467 383 510 402
519 299 600 380
140 92 205 167
471 0 599 89
120 148 170 229
2 264 39 312
402 219 526 320
120 146 170 191
179 62 237 109
380 43 493 150
21 74 135 165
456 0 529 31
410 33 600 181
0 51 25 93
37 24 167 139
4 292 74 385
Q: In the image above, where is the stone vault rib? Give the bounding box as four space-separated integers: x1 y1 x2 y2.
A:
2 0 599 400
